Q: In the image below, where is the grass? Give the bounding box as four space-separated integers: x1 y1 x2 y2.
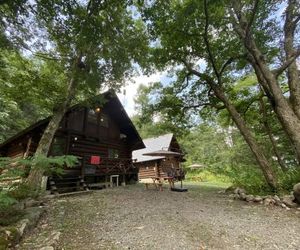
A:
184 181 231 188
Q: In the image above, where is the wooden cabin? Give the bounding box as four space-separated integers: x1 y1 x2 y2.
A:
0 91 145 192
132 133 185 181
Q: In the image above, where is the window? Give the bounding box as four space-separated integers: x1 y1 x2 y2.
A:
50 137 66 156
99 114 109 127
87 109 97 124
108 148 119 158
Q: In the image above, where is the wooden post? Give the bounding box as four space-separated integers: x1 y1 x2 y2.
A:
23 137 32 158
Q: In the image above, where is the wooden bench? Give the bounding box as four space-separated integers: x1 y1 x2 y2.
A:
139 178 164 191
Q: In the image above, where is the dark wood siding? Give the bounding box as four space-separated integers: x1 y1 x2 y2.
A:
137 161 158 179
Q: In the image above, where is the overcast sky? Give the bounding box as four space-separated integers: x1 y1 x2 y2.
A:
117 71 166 117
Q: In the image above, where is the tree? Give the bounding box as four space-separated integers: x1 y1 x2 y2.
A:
132 83 192 138
1 0 149 189
227 0 300 161
140 0 278 190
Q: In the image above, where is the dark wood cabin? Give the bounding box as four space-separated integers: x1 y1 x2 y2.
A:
132 133 184 181
0 91 145 192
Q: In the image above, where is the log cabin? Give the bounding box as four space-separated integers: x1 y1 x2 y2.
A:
0 91 145 192
132 133 185 182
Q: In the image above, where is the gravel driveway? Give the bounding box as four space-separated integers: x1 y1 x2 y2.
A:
17 183 300 250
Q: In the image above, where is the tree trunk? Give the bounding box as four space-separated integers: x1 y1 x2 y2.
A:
247 45 300 163
259 95 288 172
229 3 300 164
27 76 78 190
211 84 278 190
284 0 300 119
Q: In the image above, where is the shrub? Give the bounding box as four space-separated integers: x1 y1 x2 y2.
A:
7 183 38 201
0 191 24 226
278 169 300 193
0 154 79 226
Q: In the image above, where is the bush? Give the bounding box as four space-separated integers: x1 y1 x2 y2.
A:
278 169 300 193
0 191 24 226
7 183 38 201
207 163 274 195
186 169 231 183
0 155 79 226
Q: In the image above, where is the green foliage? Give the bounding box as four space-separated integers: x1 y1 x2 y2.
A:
278 169 300 192
0 191 24 226
0 191 17 209
0 154 78 226
185 169 230 184
0 155 78 179
7 183 39 201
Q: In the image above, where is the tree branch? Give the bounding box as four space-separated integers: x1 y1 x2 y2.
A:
203 0 220 81
273 47 300 77
246 0 259 35
219 57 234 77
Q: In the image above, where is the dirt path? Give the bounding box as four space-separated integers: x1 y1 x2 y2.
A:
17 183 300 250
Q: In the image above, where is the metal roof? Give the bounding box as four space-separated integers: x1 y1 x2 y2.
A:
132 133 174 163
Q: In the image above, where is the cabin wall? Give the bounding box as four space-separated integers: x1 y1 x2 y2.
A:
137 158 181 179
5 138 25 159
48 107 135 182
137 160 159 179
1 99 142 185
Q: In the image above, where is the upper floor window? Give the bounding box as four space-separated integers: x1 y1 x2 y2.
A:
87 109 97 124
100 114 109 127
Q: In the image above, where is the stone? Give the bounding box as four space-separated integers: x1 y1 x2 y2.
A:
273 195 281 202
239 193 247 201
18 219 30 236
234 188 246 195
225 186 236 193
245 195 254 202
293 183 300 204
263 198 275 206
253 196 263 202
282 195 298 208
40 246 54 250
24 199 41 208
281 203 287 209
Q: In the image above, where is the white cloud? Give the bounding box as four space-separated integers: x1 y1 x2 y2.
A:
117 71 165 117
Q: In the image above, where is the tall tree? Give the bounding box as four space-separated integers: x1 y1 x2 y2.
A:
140 0 278 189
228 0 300 161
1 0 148 189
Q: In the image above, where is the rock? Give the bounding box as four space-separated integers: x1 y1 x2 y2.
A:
253 196 263 202
293 183 300 204
282 195 298 208
273 195 282 206
40 246 54 250
273 195 281 202
263 198 275 206
18 219 30 236
281 203 287 208
24 199 42 208
239 193 247 201
245 195 254 202
234 188 246 195
225 186 236 193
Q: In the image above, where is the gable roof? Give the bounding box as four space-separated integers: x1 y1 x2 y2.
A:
132 133 174 163
0 90 145 151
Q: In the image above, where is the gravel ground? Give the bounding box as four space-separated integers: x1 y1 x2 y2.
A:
16 183 300 250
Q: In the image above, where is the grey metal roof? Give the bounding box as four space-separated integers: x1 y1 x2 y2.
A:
132 133 173 163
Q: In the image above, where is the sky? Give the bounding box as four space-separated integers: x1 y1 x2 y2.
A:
117 71 166 117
